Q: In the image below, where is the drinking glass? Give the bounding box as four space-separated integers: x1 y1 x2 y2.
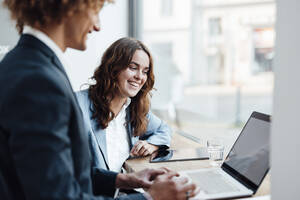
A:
207 138 224 166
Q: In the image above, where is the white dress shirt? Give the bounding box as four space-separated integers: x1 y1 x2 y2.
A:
106 98 131 172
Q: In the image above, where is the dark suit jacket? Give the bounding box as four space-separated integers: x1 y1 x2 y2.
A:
0 34 144 200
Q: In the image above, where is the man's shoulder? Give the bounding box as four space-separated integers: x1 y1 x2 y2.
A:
0 49 68 105
0 48 51 80
1 51 58 84
1 34 55 66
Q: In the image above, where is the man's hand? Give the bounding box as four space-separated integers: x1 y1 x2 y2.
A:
148 172 199 200
130 140 159 157
115 168 170 189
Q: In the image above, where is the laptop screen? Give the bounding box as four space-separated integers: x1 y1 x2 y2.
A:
222 112 270 191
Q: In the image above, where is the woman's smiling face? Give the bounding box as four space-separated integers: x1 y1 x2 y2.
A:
117 50 150 99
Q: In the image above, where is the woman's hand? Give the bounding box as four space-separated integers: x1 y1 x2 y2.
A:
130 140 159 157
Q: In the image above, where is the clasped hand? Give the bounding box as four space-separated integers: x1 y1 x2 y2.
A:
116 167 199 200
130 140 159 157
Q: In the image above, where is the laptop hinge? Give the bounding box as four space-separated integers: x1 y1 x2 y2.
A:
222 164 258 192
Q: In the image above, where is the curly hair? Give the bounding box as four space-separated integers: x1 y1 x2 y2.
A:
88 37 155 137
3 0 112 34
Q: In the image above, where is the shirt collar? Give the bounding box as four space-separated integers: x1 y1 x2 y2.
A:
124 98 131 109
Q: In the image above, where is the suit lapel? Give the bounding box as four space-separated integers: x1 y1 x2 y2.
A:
47 42 83 120
125 108 134 149
51 56 69 82
91 119 110 170
51 56 76 98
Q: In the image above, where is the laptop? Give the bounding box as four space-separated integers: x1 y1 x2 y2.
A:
180 111 271 200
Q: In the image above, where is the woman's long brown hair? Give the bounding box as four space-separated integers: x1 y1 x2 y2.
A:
88 37 154 136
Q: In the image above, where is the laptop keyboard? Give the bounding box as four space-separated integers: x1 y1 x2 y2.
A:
187 170 241 194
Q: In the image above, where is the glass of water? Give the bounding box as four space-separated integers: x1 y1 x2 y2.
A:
207 138 224 166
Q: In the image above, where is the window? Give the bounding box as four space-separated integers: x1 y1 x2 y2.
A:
141 0 276 143
209 17 222 36
161 0 173 17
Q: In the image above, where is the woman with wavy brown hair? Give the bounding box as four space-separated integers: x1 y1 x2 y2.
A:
76 37 171 172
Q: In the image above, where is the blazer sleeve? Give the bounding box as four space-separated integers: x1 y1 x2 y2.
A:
92 168 147 200
139 111 172 148
1 72 145 200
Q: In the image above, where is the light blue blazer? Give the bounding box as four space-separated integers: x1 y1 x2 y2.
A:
75 89 171 171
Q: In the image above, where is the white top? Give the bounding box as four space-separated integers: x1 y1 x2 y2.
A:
106 98 131 172
23 26 70 71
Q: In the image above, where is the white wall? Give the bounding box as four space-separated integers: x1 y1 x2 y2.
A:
65 1 128 91
272 0 300 199
0 0 19 61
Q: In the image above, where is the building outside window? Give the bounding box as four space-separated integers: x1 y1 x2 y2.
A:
141 0 275 145
161 0 173 17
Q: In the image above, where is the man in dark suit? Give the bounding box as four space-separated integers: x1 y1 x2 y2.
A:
0 0 197 200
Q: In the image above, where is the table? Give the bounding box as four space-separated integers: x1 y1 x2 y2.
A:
124 133 270 199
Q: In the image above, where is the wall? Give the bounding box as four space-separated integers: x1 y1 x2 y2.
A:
272 0 300 199
0 0 19 61
64 1 128 91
